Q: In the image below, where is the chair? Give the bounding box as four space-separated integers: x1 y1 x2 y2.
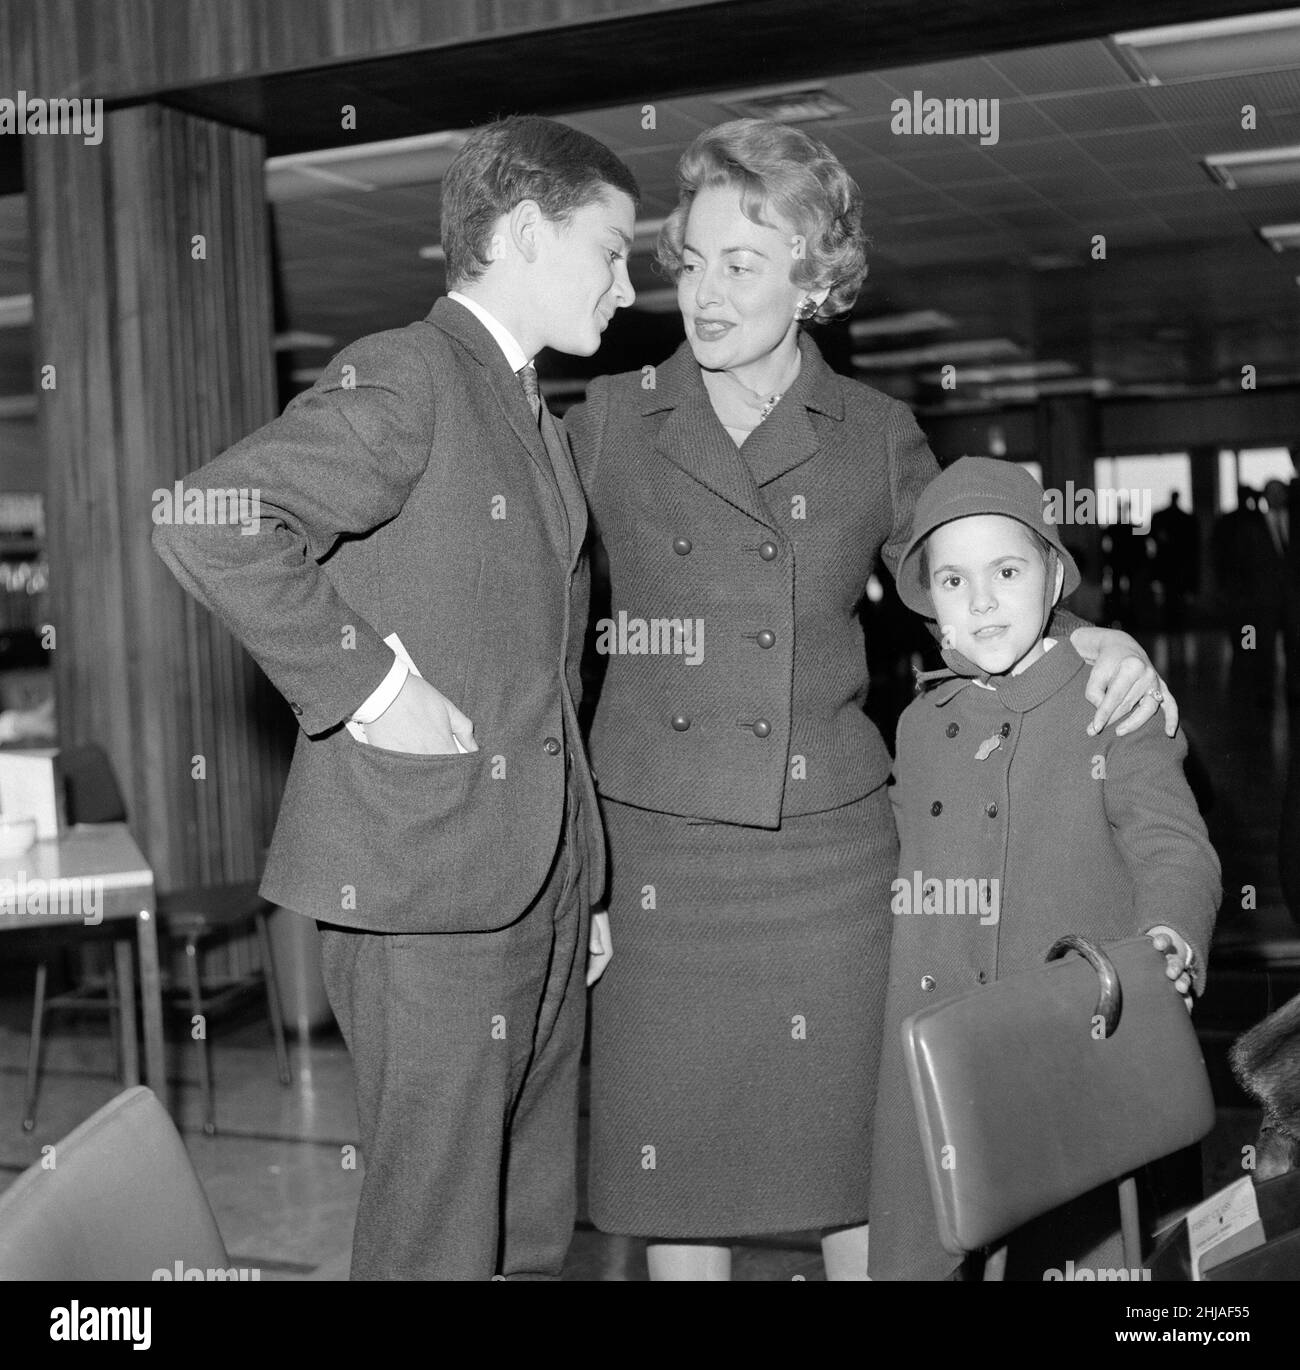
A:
902 935 1217 1279
0 1086 228 1279
23 743 291 1135
160 879 292 1134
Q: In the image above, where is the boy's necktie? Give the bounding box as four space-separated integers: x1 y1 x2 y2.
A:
516 363 578 554
516 361 544 421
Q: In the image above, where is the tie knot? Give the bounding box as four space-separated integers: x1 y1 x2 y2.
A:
516 363 541 418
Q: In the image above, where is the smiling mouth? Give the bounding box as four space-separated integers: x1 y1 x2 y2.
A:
973 625 1009 639
693 318 734 340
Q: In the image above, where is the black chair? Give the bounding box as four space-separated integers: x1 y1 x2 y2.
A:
23 744 291 1134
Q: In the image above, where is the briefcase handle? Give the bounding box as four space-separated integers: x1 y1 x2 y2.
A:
1045 934 1122 1038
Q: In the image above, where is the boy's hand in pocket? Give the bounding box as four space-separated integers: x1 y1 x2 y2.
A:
1146 925 1194 1013
366 674 477 755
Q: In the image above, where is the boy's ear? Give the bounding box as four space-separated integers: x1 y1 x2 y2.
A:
508 200 544 263
1051 555 1065 606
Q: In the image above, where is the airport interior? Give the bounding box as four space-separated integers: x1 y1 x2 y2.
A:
1 0 1300 1285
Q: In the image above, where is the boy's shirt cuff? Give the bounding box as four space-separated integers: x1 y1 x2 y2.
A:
351 654 409 725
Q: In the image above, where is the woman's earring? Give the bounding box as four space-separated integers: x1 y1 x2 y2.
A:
796 296 818 322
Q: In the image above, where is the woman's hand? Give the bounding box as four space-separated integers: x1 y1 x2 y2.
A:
587 911 613 988
1069 626 1178 738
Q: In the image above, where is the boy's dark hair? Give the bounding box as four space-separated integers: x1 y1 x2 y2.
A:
918 521 1054 590
441 116 640 287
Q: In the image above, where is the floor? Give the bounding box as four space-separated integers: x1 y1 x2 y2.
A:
0 628 1295 1280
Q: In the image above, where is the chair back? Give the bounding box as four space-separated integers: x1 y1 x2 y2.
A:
60 743 128 825
0 1087 228 1279
902 936 1216 1262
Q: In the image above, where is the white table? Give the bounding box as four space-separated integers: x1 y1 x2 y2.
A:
0 823 162 1092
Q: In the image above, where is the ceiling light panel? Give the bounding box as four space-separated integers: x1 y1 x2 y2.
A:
1114 11 1300 84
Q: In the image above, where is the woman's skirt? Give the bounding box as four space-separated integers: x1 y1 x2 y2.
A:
587 785 897 1237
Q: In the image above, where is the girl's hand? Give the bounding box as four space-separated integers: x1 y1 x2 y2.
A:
1147 925 1194 1012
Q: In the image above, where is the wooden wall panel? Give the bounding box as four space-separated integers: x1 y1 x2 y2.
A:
24 103 287 893
4 0 1286 111
1 0 716 102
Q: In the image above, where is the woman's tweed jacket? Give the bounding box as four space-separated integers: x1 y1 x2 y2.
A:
565 331 939 826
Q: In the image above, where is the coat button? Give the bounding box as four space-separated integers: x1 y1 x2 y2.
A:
945 722 959 738
752 718 772 738
756 629 776 649
986 802 998 818
290 702 303 716
921 975 937 992
758 541 778 561
671 714 691 732
673 537 692 556
543 736 561 756
977 970 989 985
1000 722 1011 738
930 801 942 816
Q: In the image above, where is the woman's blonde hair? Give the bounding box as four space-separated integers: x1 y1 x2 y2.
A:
656 118 868 323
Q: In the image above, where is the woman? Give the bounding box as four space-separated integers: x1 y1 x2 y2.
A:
566 119 1173 1280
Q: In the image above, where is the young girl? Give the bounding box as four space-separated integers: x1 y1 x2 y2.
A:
868 457 1221 1281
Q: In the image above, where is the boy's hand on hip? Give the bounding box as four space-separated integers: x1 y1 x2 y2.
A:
365 673 477 755
1146 926 1194 1012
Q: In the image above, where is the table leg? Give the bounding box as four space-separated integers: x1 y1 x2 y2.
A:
136 908 166 1095
112 937 139 1087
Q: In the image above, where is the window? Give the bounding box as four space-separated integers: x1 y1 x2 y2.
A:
1094 454 1192 524
1218 447 1294 510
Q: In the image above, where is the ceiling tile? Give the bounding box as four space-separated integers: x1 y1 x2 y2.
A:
876 56 1025 104
1036 88 1164 135
990 39 1136 97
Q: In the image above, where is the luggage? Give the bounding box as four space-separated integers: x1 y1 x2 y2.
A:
902 934 1216 1278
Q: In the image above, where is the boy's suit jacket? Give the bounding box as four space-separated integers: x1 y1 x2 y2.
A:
153 296 603 932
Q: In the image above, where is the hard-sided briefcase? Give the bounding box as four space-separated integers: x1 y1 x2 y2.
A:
902 934 1216 1277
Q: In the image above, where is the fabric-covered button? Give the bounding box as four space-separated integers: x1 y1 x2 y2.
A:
756 629 776 649
673 537 692 556
759 541 778 561
752 718 772 738
671 714 691 732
